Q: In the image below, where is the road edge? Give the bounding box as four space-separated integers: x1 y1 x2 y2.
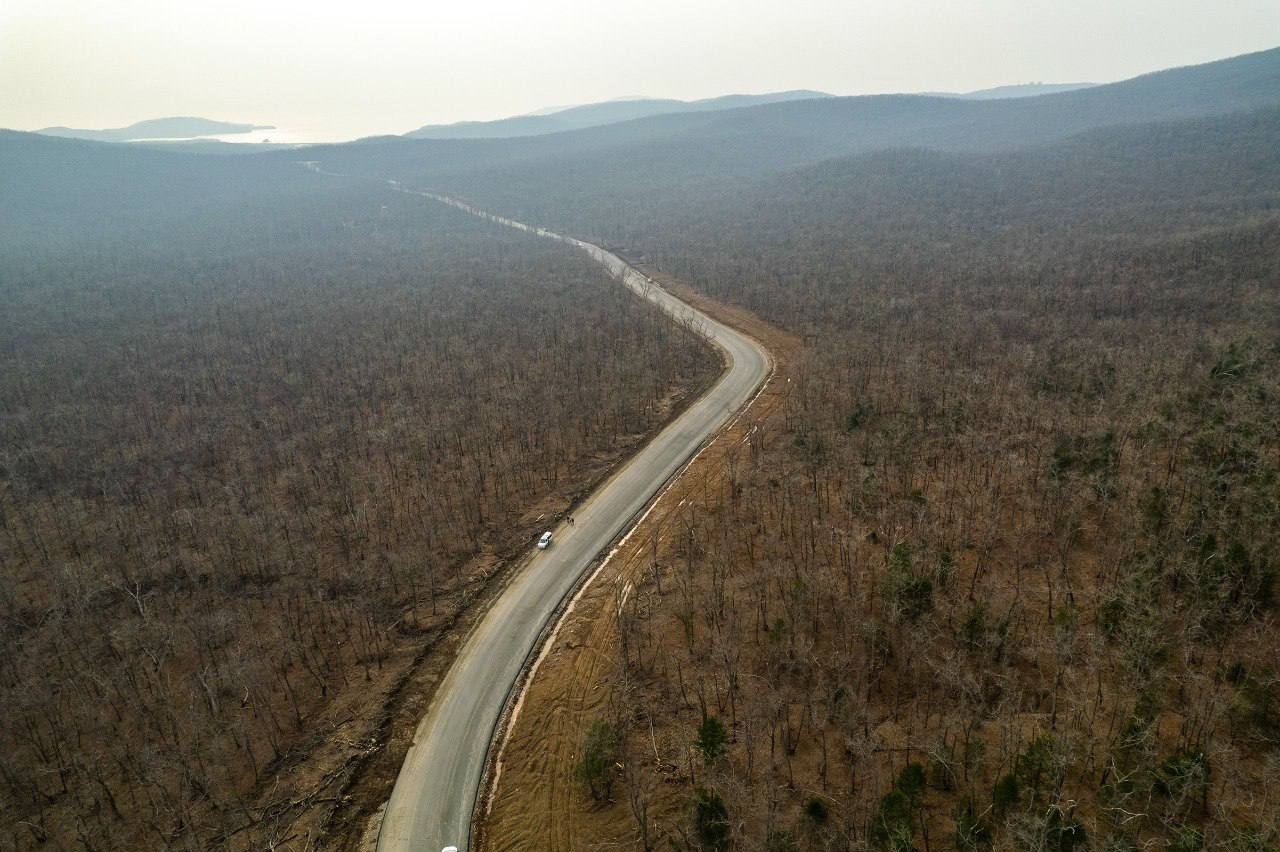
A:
470 295 776 851
339 174 775 852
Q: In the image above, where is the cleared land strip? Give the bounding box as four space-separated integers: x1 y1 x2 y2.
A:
361 179 772 852
478 271 801 851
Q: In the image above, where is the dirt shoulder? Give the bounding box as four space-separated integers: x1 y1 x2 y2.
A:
241 369 719 851
477 267 800 851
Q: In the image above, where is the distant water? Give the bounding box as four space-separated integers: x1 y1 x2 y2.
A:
128 126 382 145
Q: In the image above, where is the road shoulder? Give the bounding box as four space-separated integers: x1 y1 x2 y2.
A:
477 267 799 851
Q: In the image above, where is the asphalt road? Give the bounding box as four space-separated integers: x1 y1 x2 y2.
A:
372 181 771 852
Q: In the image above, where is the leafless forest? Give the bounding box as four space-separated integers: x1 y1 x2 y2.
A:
3 45 1280 852
513 115 1280 849
0 151 715 850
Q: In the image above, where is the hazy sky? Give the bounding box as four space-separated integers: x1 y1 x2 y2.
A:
3 0 1279 140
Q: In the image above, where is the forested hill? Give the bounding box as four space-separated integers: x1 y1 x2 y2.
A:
0 130 310 237
732 105 1280 234
6 39 1280 852
405 90 829 139
0 119 718 851
938 82 1095 99
624 103 1280 332
448 49 1280 852
311 45 1280 196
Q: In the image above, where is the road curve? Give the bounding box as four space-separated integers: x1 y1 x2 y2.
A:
369 179 771 852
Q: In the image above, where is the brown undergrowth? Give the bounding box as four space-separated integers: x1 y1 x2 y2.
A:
0 171 720 851
314 381 718 852
479 267 801 851
480 250 1279 852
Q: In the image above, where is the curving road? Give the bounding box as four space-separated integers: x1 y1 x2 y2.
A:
368 179 771 852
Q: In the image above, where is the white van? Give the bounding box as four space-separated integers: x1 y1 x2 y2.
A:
537 531 553 549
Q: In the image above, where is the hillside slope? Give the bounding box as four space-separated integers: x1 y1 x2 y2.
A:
0 129 717 851
481 85 1280 852
940 81 1096 99
311 46 1280 224
404 90 829 139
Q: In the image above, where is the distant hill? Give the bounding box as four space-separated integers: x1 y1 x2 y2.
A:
312 46 1280 206
444 81 1096 142
741 104 1280 233
405 91 830 139
37 116 273 142
0 129 320 240
937 82 1097 99
293 44 1280 255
